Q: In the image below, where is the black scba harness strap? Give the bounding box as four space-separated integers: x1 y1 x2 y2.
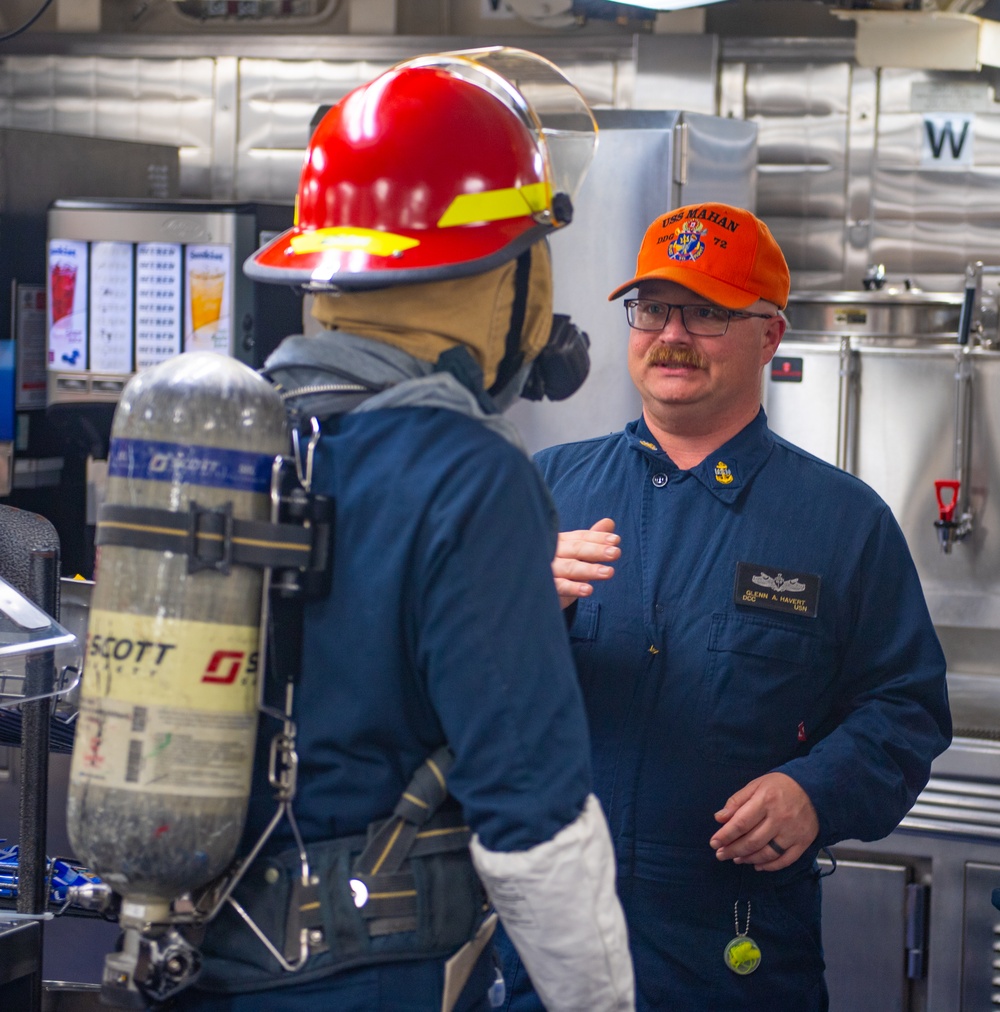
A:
95 500 321 575
355 747 453 880
198 748 488 995
283 748 476 952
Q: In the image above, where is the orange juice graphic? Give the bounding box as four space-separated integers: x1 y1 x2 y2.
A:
189 267 225 334
51 262 78 323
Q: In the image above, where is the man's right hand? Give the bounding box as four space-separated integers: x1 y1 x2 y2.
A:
553 518 620 609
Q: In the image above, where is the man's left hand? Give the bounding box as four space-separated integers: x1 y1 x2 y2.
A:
709 772 819 871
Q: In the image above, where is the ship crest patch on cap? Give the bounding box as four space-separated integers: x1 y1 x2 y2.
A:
665 220 707 263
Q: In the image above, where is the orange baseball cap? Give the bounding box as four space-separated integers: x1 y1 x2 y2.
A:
607 203 790 310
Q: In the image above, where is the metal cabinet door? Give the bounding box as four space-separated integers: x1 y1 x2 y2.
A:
961 862 1000 1010
821 858 913 1012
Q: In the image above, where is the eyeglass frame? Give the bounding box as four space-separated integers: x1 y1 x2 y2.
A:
623 298 779 337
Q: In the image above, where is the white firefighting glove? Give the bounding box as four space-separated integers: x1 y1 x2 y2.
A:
470 793 635 1012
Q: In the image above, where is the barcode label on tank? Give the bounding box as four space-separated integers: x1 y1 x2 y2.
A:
125 739 143 783
70 696 258 797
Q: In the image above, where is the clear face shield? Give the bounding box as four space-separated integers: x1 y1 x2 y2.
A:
393 47 599 231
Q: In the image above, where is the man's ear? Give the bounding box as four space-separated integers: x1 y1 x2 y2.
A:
760 314 786 366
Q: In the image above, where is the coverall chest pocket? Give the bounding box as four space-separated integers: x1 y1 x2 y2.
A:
568 597 600 642
568 598 604 699
698 612 834 766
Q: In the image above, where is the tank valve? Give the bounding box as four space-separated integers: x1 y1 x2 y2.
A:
101 923 202 1008
934 479 972 553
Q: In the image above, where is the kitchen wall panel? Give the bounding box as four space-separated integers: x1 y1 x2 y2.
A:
0 55 216 196
4 33 1000 295
0 42 638 202
731 58 853 290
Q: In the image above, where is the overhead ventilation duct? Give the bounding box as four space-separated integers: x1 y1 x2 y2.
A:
832 5 1000 70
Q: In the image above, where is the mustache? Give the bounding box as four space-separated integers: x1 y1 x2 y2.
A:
645 345 707 369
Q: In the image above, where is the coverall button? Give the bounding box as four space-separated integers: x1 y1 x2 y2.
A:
651 472 668 487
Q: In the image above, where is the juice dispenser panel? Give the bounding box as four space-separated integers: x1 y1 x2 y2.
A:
47 240 88 373
44 200 297 405
135 243 182 370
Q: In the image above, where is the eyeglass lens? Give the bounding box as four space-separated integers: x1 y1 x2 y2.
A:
626 300 733 336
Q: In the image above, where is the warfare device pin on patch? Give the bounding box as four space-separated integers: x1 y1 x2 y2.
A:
734 562 820 618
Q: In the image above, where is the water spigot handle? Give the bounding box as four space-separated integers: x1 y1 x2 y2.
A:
935 479 961 523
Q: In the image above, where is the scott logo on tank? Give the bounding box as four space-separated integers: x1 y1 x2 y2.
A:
201 649 258 684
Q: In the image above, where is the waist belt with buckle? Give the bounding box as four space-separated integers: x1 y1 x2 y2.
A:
198 747 490 995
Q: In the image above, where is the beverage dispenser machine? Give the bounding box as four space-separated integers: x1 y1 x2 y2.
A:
46 198 302 405
43 198 303 579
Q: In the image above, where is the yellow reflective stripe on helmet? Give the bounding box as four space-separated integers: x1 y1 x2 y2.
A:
289 227 420 257
437 181 552 228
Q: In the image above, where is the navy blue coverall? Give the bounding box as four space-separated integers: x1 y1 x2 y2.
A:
501 409 950 1011
182 404 593 1011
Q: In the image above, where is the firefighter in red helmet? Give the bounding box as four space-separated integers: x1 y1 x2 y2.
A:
247 53 570 288
178 49 635 1012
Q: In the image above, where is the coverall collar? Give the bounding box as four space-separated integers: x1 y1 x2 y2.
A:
624 407 775 504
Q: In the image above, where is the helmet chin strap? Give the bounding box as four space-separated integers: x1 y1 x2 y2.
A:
487 248 532 401
485 242 592 406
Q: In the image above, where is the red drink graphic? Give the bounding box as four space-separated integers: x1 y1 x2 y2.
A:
51 263 78 323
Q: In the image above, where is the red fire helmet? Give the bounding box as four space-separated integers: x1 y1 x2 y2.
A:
245 48 597 291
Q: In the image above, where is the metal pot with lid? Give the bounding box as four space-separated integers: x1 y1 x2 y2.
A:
783 288 968 346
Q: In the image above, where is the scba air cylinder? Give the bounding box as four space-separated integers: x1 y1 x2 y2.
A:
67 352 287 922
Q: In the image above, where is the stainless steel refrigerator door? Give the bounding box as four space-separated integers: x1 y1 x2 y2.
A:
677 111 757 211
820 857 912 1012
507 110 680 455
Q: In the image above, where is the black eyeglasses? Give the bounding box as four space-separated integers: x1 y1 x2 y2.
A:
624 299 777 337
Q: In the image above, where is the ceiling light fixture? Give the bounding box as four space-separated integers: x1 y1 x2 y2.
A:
601 0 730 9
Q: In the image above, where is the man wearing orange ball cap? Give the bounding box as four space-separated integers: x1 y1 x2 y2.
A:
499 202 951 1009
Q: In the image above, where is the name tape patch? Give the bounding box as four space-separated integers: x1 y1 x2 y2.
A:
734 562 820 618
